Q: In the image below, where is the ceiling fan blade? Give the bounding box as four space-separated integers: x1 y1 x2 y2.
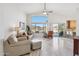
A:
48 11 53 13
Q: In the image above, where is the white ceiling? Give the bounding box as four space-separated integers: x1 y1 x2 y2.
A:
2 3 79 15
15 3 79 14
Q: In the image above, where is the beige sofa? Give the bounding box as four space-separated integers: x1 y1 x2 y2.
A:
3 31 42 56
3 35 31 56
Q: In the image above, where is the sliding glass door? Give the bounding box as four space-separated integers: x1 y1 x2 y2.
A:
32 24 47 33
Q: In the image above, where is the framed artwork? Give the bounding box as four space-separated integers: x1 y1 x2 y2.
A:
19 22 25 30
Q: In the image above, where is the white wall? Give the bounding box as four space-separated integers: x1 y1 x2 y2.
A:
76 9 79 36
0 4 4 56
0 4 26 55
76 19 79 36
26 14 31 27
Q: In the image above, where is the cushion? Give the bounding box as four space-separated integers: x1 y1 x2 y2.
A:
16 32 27 38
17 37 27 41
12 31 18 42
21 32 26 37
7 32 18 44
7 35 16 44
12 34 18 42
17 32 23 37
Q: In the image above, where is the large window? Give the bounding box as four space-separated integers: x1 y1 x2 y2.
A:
32 16 48 33
32 16 48 22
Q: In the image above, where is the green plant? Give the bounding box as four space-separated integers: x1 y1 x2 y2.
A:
26 25 30 32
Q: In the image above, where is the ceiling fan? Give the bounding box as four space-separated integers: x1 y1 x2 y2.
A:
42 3 53 16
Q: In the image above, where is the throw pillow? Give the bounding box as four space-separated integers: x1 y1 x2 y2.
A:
7 35 16 44
11 33 18 42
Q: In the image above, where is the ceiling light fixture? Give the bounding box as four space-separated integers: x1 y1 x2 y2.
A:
43 11 47 15
43 3 47 15
42 3 53 16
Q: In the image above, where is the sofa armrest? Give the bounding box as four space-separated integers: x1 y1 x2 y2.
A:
10 40 31 47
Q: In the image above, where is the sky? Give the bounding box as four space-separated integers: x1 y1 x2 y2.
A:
32 16 48 22
32 16 48 27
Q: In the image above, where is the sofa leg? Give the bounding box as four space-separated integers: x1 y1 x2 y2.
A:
20 53 30 56
4 54 6 56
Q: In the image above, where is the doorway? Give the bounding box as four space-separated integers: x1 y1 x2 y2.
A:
52 24 59 36
32 24 47 33
52 23 65 37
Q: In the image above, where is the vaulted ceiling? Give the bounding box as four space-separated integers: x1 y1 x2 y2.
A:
16 3 79 15
2 3 79 17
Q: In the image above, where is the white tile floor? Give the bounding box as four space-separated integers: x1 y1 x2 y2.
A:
26 33 73 56
1 33 73 56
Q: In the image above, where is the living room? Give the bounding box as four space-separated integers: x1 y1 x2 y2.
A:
0 2 79 56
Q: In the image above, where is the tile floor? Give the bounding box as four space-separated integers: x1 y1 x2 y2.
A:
26 33 73 56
